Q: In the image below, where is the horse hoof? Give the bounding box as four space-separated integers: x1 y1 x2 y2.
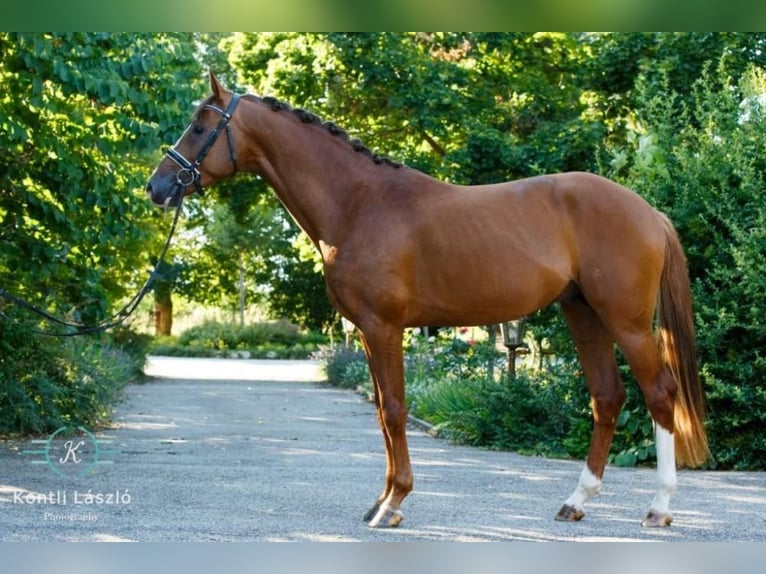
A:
555 504 585 522
363 503 380 523
641 511 673 527
367 504 404 528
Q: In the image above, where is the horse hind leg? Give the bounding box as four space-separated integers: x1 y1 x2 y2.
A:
615 330 678 527
556 298 625 522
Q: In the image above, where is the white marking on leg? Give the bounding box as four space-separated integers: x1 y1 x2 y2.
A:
367 500 403 528
564 466 602 511
649 421 677 514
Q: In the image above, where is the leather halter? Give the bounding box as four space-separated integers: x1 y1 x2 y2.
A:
164 93 241 197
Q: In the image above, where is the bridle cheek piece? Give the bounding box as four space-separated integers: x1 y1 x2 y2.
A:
164 93 241 197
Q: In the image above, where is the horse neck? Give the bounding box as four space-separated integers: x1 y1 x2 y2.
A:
240 101 390 246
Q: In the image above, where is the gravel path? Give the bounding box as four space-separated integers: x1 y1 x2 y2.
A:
1 357 764 541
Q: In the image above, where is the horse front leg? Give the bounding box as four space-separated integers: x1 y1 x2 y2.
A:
358 325 412 528
360 352 394 524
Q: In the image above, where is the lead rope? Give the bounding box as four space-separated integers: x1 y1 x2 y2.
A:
0 190 185 337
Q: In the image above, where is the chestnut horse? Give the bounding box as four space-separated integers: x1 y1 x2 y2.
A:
147 73 709 529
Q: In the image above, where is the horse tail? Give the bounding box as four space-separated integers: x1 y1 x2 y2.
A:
657 213 710 467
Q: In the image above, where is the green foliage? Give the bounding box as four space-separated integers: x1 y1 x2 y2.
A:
110 325 153 374
318 332 689 465
411 370 590 459
404 333 591 458
252 221 337 332
316 345 371 390
228 32 602 183
176 172 335 333
180 176 275 308
0 32 203 436
178 319 307 348
0 308 146 435
405 330 505 392
0 32 203 322
607 62 766 469
150 320 327 359
4 33 766 469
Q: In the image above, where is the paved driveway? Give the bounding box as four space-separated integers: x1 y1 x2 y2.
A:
1 357 765 541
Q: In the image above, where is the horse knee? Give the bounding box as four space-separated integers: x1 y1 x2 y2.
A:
380 398 408 432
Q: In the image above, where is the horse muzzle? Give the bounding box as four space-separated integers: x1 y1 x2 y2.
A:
146 175 186 208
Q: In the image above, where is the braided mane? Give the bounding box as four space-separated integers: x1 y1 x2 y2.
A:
243 94 402 169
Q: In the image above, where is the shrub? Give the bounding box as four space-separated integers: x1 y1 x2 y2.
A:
606 64 766 469
0 308 146 436
152 320 327 359
111 325 153 374
404 333 692 466
409 357 591 459
405 331 505 393
178 319 304 349
316 344 371 390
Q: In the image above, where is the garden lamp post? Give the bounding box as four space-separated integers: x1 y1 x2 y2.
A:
341 316 356 347
500 318 527 378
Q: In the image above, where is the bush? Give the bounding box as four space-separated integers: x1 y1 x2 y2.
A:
178 319 303 349
409 356 592 459
111 325 153 373
0 308 146 436
403 334 688 466
606 64 766 469
405 330 505 393
151 320 327 359
316 344 371 391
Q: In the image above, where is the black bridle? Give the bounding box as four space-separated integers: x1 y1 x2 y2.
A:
165 93 241 197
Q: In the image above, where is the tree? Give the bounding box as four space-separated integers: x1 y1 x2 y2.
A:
222 32 766 467
227 33 601 182
0 33 204 434
0 33 204 323
151 259 188 336
606 59 766 469
193 178 277 324
584 33 766 149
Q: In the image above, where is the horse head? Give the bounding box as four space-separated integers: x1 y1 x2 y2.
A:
146 72 241 206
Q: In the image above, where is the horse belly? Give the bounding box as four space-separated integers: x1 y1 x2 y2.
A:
404 254 570 327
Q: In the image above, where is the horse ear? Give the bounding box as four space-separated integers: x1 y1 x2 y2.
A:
209 71 228 99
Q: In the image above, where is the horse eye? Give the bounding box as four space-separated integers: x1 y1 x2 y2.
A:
192 124 205 135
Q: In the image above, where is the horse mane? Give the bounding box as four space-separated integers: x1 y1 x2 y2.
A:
243 94 402 169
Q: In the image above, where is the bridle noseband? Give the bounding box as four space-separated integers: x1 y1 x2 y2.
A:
165 93 241 197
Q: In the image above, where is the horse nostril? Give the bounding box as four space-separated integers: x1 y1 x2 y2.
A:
146 182 153 195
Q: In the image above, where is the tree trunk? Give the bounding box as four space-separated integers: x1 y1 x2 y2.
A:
154 290 173 336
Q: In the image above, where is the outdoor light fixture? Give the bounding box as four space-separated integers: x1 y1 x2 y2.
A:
500 318 527 378
341 316 356 346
